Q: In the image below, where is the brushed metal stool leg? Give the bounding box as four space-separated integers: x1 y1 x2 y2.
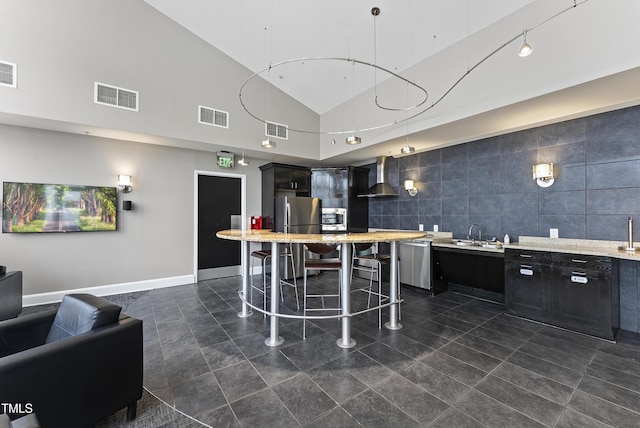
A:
385 241 403 330
238 241 253 318
337 243 356 348
265 241 284 346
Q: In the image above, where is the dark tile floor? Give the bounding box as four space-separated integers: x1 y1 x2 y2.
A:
120 273 640 427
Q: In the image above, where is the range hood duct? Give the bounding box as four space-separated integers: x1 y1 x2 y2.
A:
359 156 398 198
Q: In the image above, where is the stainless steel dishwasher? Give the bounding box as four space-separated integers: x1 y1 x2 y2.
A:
399 239 432 290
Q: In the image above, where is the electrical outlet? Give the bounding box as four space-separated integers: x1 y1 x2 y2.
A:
418 224 424 231
550 228 559 238
433 225 439 232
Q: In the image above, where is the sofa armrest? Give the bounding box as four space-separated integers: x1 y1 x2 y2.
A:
0 315 143 428
0 311 56 357
0 272 22 321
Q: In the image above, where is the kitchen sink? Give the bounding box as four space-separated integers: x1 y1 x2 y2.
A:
482 243 502 249
455 240 475 246
446 239 502 249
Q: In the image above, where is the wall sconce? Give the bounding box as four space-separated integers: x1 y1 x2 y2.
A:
533 163 554 187
404 180 418 197
117 174 132 193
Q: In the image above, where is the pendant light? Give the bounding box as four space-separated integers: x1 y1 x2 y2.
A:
238 151 249 166
346 135 361 145
519 29 533 57
261 139 276 149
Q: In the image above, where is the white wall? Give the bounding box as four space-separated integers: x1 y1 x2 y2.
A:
0 123 265 298
0 0 320 160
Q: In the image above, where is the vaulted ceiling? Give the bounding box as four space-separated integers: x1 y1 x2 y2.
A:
2 1 639 166
142 0 640 165
144 0 535 114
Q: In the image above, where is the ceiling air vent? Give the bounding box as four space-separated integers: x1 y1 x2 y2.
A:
199 105 229 129
265 121 288 140
94 82 138 111
0 61 17 88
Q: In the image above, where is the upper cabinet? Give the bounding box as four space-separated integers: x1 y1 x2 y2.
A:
310 167 348 203
311 167 369 232
260 163 311 230
261 163 311 197
274 166 310 194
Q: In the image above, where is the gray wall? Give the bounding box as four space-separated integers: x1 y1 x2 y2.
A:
0 0 320 160
620 260 640 333
0 0 313 298
0 123 264 296
369 104 640 242
369 104 640 332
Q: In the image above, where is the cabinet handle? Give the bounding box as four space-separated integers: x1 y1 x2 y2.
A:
519 268 534 276
571 259 587 263
571 271 587 276
570 275 588 284
520 264 533 269
519 254 533 258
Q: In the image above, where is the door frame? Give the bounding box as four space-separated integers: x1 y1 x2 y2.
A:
193 169 247 281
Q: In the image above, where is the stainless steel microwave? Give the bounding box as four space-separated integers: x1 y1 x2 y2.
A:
321 207 347 231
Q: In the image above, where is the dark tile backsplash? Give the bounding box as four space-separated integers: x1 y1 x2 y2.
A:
367 104 640 333
368 104 640 243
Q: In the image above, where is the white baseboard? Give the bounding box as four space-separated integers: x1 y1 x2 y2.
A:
22 274 196 307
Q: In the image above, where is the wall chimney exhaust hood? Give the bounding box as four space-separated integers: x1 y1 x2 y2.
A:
359 156 398 198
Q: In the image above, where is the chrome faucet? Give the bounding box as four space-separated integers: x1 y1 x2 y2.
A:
468 223 482 242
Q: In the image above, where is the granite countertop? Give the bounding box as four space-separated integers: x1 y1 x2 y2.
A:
217 229 428 244
369 228 505 253
368 228 453 242
431 236 640 259
230 227 640 261
505 236 640 261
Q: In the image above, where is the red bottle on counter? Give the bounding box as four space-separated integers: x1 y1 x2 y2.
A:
251 216 262 229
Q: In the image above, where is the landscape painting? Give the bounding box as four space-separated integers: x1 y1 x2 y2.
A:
2 182 117 233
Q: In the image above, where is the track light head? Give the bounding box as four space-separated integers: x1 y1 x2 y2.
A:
519 30 533 57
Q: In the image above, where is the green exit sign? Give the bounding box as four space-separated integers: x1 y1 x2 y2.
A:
217 151 234 169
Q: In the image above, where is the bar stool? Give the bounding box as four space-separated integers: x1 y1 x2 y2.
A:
250 243 299 316
350 243 399 328
302 243 342 339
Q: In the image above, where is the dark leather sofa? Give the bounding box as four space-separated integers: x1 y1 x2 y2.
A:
0 294 143 428
0 272 22 321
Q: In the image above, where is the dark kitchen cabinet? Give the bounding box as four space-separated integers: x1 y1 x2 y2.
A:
432 248 505 296
311 168 348 203
311 167 369 232
272 165 310 193
504 249 619 340
260 163 311 230
504 249 552 323
550 253 618 340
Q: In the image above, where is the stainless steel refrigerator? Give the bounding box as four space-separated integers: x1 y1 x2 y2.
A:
275 196 321 278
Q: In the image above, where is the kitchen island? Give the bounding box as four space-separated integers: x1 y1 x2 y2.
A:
216 229 427 348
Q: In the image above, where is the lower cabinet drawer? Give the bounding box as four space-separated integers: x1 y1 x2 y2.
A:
551 253 611 271
551 265 614 340
505 260 552 323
